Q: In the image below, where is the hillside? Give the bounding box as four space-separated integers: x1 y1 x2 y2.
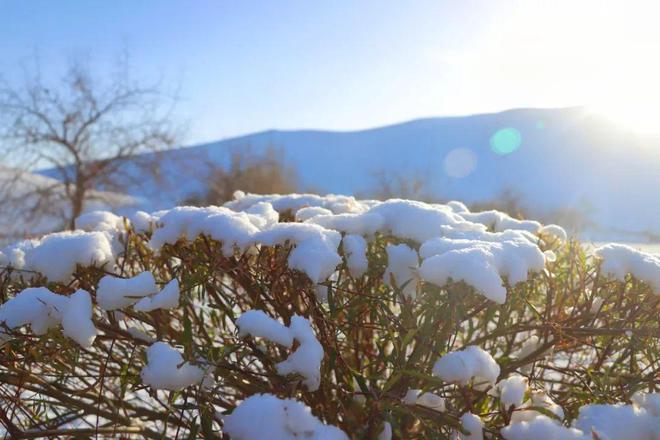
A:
40 107 660 241
0 167 140 243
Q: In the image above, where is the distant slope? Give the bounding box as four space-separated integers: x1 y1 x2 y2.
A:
0 167 139 243
40 107 660 241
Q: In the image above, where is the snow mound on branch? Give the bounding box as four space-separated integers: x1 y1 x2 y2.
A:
133 279 180 312
75 211 126 233
502 415 588 440
236 311 324 391
145 204 340 282
539 224 567 241
0 287 97 347
509 390 564 424
384 243 419 299
255 223 342 283
275 315 324 391
148 206 266 256
419 233 545 304
493 375 528 409
96 271 159 311
61 289 98 347
223 393 348 440
503 399 660 440
402 389 446 412
1 231 115 282
342 234 369 278
236 309 293 347
574 403 659 440
452 412 483 440
295 206 333 221
632 392 660 417
62 193 570 294
226 192 365 215
367 199 483 243
140 342 205 391
128 210 157 232
461 210 541 234
432 345 500 387
594 244 660 293
305 212 385 236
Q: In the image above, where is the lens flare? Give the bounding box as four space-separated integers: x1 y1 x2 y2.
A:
444 147 477 178
490 128 521 155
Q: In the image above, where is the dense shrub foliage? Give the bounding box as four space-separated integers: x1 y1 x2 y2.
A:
0 193 658 439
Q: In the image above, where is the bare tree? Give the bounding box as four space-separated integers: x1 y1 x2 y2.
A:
0 56 180 229
364 169 432 201
187 145 299 205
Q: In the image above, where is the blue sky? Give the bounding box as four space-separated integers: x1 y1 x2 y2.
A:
2 0 659 144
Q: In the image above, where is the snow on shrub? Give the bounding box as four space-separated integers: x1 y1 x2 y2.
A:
594 243 660 293
3 230 115 282
0 192 658 439
223 393 348 440
96 271 159 310
141 341 206 390
492 375 528 410
236 309 294 347
0 287 97 347
237 311 324 391
133 279 181 312
432 345 500 387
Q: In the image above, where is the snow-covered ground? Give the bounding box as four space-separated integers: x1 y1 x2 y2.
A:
0 166 140 244
591 242 660 254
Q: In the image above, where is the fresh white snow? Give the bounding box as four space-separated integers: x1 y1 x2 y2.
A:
383 243 419 299
0 287 97 348
235 309 294 347
452 412 483 440
223 393 348 440
96 271 159 311
133 279 181 312
140 341 205 391
432 345 500 387
236 311 324 391
275 315 324 391
594 243 660 293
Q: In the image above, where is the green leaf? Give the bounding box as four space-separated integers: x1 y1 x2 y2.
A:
200 405 215 439
353 372 370 395
182 308 193 357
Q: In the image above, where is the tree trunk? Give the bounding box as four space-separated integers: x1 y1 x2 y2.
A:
69 184 85 230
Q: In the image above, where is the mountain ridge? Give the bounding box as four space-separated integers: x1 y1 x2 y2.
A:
39 107 660 241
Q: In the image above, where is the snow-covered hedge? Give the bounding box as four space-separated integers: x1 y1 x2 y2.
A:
0 193 658 439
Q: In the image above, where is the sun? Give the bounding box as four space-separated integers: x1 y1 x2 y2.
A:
586 62 660 134
589 102 660 135
481 0 660 135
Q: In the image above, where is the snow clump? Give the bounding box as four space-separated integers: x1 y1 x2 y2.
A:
432 345 500 387
223 393 348 440
140 342 205 390
402 389 446 412
0 287 97 347
594 243 660 293
236 311 324 391
133 279 181 312
96 271 159 311
2 231 115 282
